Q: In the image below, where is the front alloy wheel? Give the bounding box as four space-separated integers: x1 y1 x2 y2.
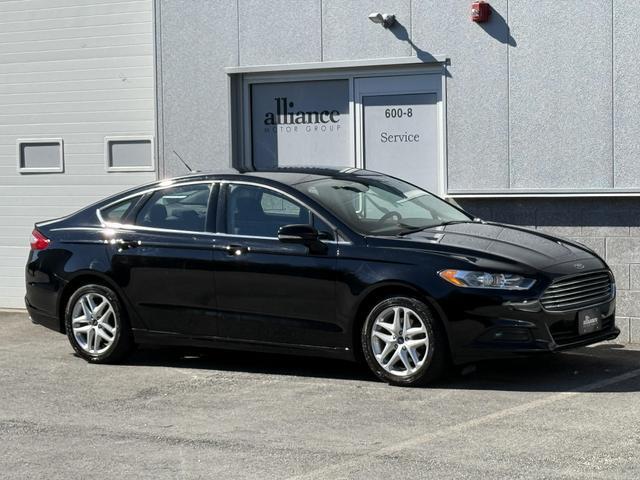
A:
362 296 446 386
371 306 429 376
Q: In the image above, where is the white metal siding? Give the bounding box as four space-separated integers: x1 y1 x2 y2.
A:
0 0 155 308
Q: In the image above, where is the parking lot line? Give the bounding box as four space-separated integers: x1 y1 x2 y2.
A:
286 366 640 480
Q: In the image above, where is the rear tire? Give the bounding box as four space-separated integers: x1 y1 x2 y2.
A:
361 296 447 387
64 284 134 364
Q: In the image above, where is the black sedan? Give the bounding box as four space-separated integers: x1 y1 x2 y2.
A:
25 168 619 386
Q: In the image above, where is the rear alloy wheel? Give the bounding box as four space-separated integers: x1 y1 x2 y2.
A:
362 296 446 386
65 284 133 363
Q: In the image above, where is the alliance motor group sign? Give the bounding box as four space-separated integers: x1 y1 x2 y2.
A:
263 97 341 127
251 79 350 169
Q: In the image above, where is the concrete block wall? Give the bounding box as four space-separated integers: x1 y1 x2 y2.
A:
457 197 640 343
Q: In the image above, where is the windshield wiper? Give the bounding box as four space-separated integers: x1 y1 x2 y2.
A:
437 220 476 227
396 225 432 236
396 220 475 237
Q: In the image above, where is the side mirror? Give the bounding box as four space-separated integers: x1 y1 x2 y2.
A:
277 224 320 245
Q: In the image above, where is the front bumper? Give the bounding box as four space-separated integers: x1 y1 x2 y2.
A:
449 297 619 363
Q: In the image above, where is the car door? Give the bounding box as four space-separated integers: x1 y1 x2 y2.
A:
106 181 219 337
214 182 340 348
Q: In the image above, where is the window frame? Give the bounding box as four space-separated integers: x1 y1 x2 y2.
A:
16 138 64 174
104 135 155 173
133 182 214 233
232 63 447 196
218 181 339 241
97 180 217 235
96 179 346 242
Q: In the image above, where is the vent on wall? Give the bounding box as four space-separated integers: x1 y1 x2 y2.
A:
17 138 64 173
105 137 154 172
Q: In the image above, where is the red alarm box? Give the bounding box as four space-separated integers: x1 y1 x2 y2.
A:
471 1 491 22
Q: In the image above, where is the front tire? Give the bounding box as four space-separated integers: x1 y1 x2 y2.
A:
361 296 447 387
64 284 133 363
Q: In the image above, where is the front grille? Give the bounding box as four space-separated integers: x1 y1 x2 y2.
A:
540 271 613 312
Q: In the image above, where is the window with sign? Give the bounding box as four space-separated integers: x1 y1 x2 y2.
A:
240 71 444 195
250 79 351 169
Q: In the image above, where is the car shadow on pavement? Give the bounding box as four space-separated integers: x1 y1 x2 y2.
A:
123 345 374 382
446 343 640 393
119 342 640 392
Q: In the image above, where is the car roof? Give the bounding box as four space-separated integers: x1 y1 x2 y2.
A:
167 166 385 187
89 166 392 214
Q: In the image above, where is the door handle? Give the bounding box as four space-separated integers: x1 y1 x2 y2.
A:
223 245 249 256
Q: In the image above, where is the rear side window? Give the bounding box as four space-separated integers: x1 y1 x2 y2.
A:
100 198 136 223
136 184 211 232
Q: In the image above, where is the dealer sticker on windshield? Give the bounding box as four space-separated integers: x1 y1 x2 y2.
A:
578 309 602 335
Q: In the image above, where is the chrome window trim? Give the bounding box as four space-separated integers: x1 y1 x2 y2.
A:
91 224 349 245
95 178 352 244
97 179 216 223
97 223 216 237
216 232 279 241
212 232 350 245
51 226 108 232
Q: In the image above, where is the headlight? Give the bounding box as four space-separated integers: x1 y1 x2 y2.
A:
438 269 536 290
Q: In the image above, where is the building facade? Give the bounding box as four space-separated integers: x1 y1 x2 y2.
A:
2 0 640 342
0 0 156 308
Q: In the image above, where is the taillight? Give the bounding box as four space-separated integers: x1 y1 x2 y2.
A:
30 229 50 250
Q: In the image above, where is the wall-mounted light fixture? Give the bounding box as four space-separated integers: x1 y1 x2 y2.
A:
368 12 396 29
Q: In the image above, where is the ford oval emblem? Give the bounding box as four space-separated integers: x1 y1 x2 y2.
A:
574 263 585 270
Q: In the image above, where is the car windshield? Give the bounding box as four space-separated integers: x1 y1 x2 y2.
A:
295 174 473 236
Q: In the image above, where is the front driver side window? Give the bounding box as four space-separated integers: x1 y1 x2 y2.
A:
226 184 311 237
136 183 211 232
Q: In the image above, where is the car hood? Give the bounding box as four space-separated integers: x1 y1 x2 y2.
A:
377 221 603 273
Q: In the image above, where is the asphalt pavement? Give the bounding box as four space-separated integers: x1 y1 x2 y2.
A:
1 311 639 479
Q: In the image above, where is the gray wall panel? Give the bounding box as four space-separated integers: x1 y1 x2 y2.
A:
613 0 640 188
158 0 238 176
0 0 156 309
508 0 613 190
322 0 411 61
412 0 510 191
238 0 321 66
